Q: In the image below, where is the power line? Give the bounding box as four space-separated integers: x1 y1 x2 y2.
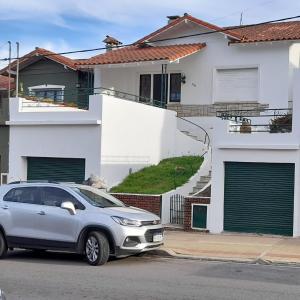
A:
1 14 300 63
210 0 276 23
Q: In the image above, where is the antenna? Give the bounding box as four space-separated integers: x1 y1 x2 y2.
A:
7 41 11 98
16 42 20 97
240 12 243 26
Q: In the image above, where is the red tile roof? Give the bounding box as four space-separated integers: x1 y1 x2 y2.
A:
0 47 77 75
135 13 242 44
0 75 14 90
136 13 300 45
77 43 206 66
227 21 300 43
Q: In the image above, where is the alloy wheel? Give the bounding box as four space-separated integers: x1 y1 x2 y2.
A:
86 236 99 263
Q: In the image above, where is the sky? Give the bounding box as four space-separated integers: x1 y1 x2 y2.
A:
0 0 299 66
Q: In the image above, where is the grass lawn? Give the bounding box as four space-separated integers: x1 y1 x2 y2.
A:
110 156 204 194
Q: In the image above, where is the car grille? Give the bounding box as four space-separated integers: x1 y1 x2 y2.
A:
144 229 163 242
141 220 161 226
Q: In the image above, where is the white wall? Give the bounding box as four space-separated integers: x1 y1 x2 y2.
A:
8 125 102 182
8 95 208 188
8 97 102 182
99 95 203 187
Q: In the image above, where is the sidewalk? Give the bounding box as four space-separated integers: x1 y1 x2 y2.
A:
159 230 300 264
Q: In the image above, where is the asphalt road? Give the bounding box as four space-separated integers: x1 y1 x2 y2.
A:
1 251 300 300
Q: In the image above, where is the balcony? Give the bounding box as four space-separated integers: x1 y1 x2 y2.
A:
216 108 292 134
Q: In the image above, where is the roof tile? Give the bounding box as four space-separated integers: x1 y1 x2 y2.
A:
77 43 206 66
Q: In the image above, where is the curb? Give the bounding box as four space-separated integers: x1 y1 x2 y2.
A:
147 248 300 267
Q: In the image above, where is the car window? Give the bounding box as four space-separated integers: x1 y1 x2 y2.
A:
3 187 40 205
72 186 125 208
40 187 85 210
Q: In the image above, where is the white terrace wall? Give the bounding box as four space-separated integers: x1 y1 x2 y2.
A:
99 95 202 187
7 96 102 182
7 96 205 187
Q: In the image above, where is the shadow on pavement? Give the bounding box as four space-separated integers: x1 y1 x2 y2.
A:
5 249 131 266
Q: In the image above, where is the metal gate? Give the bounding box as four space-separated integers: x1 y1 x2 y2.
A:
170 194 185 225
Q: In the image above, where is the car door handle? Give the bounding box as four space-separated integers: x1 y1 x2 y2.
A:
37 211 46 215
1 205 9 210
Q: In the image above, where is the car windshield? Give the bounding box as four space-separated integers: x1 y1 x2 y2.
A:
71 186 125 208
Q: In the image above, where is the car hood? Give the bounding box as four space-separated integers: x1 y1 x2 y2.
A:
102 206 160 221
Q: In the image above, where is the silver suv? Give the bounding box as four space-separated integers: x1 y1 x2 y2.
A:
0 182 163 266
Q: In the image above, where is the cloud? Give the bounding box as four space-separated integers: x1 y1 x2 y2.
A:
1 0 300 28
0 0 300 63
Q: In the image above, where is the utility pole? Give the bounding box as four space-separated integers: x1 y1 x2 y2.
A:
7 41 11 98
16 42 20 97
239 12 243 26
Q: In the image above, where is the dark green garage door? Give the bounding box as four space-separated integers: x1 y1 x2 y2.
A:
27 157 85 183
224 162 294 236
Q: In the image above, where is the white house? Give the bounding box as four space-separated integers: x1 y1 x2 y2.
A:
77 13 300 133
75 13 300 236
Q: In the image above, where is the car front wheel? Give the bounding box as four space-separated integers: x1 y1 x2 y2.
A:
85 231 109 266
0 231 8 259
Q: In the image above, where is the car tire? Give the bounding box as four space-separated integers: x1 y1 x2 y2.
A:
85 231 109 266
0 231 8 259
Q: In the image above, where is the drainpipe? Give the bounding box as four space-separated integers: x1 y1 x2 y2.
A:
161 64 167 108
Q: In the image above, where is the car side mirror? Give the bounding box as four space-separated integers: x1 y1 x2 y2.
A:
61 201 76 215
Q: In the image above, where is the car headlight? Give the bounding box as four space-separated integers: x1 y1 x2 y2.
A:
111 216 142 227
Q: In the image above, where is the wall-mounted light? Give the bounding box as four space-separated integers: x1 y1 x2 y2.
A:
181 73 186 84
76 83 81 88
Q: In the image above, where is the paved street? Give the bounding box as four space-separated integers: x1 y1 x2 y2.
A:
1 251 300 300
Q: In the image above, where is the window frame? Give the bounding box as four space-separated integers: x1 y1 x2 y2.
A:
39 186 85 210
3 187 41 205
138 72 182 104
28 84 65 102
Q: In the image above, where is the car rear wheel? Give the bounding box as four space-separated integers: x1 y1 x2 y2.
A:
0 231 8 259
85 231 109 266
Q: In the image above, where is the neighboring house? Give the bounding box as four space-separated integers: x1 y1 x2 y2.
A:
0 75 12 185
0 48 94 108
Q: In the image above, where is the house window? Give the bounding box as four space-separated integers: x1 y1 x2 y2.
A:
33 89 64 102
214 67 259 102
170 73 181 102
28 85 65 103
139 73 181 104
153 74 168 105
139 74 151 102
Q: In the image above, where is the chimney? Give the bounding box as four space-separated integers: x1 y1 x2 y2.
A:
167 15 180 24
103 35 122 52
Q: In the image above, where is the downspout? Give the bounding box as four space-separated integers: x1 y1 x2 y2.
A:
161 64 167 108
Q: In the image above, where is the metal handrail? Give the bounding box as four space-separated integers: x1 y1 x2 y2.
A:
217 107 292 134
21 86 167 109
177 116 211 148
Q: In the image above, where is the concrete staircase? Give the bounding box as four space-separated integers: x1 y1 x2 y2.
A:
180 130 204 143
189 171 211 195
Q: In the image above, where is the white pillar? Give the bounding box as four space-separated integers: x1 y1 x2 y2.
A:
94 66 102 91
